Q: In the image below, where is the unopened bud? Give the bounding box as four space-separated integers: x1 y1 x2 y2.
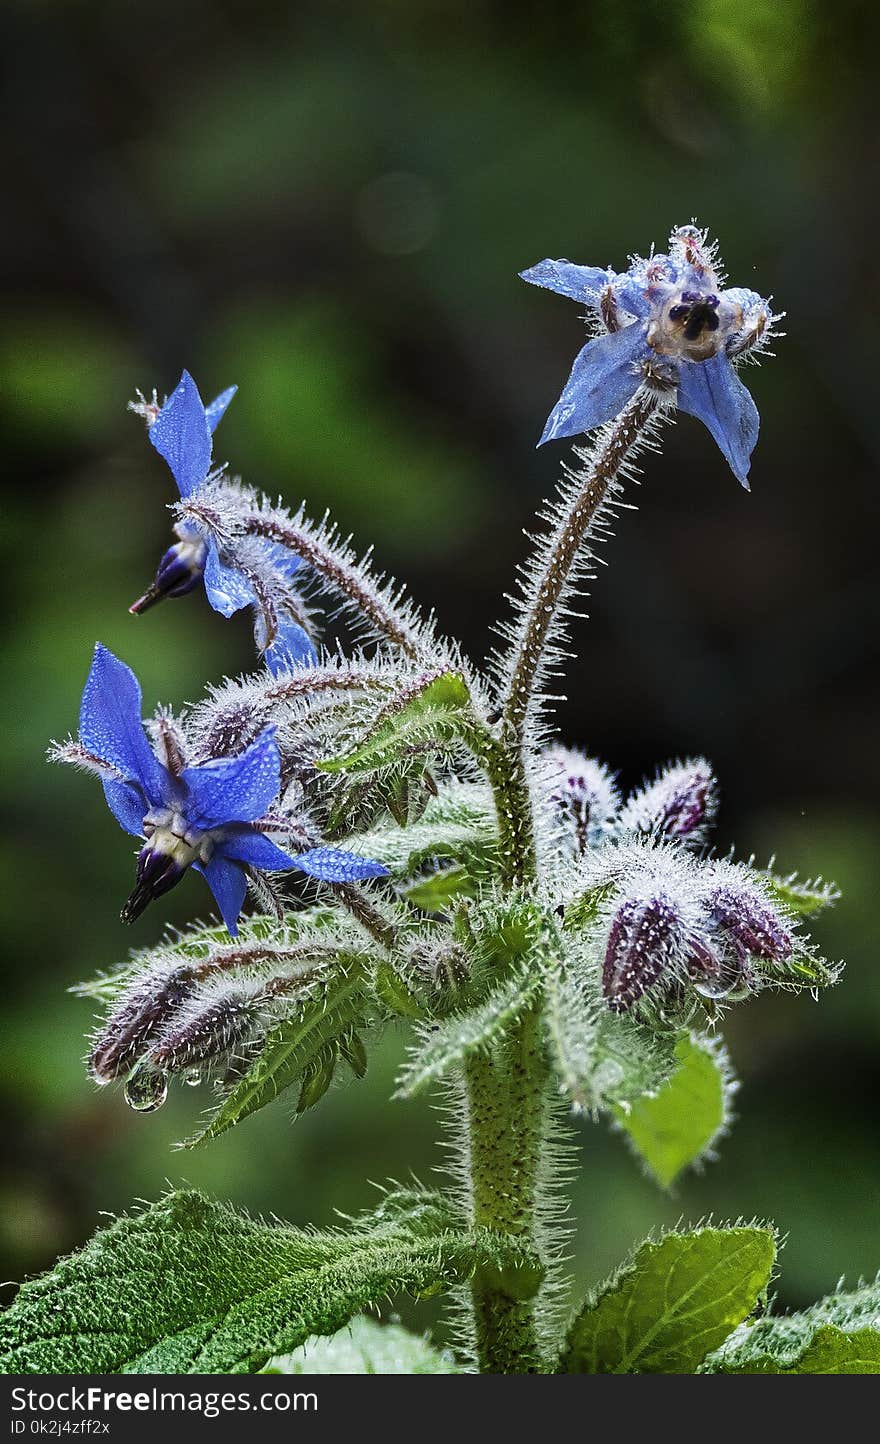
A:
621 759 716 843
707 887 792 963
603 893 683 1012
90 965 195 1083
148 990 257 1074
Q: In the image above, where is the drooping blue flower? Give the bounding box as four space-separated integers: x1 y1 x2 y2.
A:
130 371 316 673
521 225 775 488
75 644 388 935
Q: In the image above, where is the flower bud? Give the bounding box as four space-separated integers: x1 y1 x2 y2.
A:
148 990 258 1073
89 965 195 1083
544 746 618 852
707 886 792 963
603 893 683 1012
620 759 716 844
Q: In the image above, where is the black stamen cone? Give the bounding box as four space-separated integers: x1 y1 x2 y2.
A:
121 846 187 924
129 578 166 616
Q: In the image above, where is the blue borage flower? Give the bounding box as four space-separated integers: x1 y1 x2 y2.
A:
65 644 388 936
521 224 777 488
129 372 316 675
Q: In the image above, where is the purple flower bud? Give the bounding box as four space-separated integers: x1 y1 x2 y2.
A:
89 965 195 1083
543 746 618 851
707 886 792 963
147 991 257 1073
620 759 716 844
129 532 207 615
603 893 683 1012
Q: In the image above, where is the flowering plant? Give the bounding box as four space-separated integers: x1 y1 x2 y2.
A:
3 225 876 1376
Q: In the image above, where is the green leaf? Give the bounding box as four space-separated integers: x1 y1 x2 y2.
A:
705 1277 880 1374
339 782 497 882
0 1188 529 1375
266 1317 461 1374
395 969 540 1098
561 883 616 934
760 871 840 918
543 965 680 1119
406 864 474 911
612 1033 735 1188
374 961 425 1018
317 671 473 774
191 957 368 1144
560 1226 776 1374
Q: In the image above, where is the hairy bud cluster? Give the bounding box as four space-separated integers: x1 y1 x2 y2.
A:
598 853 800 1014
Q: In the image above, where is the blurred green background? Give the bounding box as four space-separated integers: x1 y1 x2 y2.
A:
2 0 878 1332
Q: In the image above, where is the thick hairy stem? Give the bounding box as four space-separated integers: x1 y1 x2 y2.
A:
502 389 660 748
474 732 537 889
240 513 421 658
465 1005 549 1373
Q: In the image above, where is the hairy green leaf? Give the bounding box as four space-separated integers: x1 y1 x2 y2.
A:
396 969 540 1098
613 1033 735 1188
317 671 473 774
560 1226 776 1374
760 871 840 918
0 1188 528 1375
704 1277 880 1374
190 958 368 1144
340 784 497 882
406 864 474 911
265 1317 460 1374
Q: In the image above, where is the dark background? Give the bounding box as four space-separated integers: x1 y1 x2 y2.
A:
2 0 878 1328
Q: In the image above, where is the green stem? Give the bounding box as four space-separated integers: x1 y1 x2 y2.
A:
472 731 537 889
462 396 662 1370
502 389 660 749
465 1005 549 1373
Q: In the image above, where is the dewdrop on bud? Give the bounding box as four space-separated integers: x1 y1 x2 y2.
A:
123 1064 168 1113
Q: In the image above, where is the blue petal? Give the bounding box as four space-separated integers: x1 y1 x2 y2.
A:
263 618 318 676
267 541 302 579
195 855 248 937
520 259 612 304
204 385 238 434
676 353 760 489
101 778 148 836
292 847 389 883
538 323 649 445
182 727 281 831
203 539 255 618
216 828 300 871
79 644 167 805
149 371 212 499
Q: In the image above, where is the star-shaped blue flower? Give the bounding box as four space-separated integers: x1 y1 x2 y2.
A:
521 225 774 488
131 371 316 673
77 644 388 935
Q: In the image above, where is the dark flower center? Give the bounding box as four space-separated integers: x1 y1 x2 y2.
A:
668 290 720 341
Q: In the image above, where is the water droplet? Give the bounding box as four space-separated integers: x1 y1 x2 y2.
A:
124 1066 168 1113
184 1068 202 1088
693 975 749 1002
